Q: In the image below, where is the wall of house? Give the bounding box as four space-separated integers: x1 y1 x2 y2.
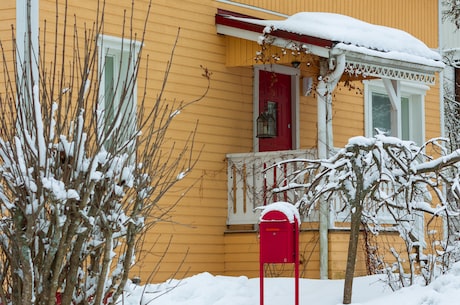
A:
31 0 256 283
425 81 442 140
0 2 15 91
0 0 442 284
224 228 408 279
219 0 443 281
113 0 254 282
0 3 15 30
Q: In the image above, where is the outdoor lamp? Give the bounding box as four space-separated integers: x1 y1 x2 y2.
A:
256 102 277 138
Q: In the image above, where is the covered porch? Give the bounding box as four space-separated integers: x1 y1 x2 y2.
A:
216 9 443 278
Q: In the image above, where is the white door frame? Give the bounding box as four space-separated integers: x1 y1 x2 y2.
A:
253 64 300 152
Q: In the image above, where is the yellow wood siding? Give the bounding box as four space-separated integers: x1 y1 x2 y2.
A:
298 94 318 149
425 80 441 140
332 82 366 147
31 0 254 282
0 3 15 91
223 230 411 279
224 231 322 278
0 0 443 283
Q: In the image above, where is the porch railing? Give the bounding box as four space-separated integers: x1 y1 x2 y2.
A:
226 149 317 225
226 149 410 228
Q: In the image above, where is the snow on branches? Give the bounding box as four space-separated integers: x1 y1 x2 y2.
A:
0 1 209 305
271 132 460 302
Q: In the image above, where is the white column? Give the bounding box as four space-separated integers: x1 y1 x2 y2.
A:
16 0 39 91
317 53 345 280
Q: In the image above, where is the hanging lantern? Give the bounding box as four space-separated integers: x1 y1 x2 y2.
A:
256 102 277 138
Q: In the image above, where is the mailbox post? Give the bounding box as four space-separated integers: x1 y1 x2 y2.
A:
259 202 300 305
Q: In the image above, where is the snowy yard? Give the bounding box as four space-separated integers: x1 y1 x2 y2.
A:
120 262 460 305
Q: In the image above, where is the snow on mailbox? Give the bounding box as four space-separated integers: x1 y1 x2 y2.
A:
259 202 300 263
259 202 300 305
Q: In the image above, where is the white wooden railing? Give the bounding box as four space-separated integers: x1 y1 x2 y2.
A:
226 149 423 240
226 149 316 225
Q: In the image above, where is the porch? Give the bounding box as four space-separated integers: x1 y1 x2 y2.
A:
217 9 443 279
218 10 443 230
224 148 402 279
226 149 399 227
226 149 315 225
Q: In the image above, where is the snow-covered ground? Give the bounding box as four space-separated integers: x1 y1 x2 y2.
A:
120 262 460 305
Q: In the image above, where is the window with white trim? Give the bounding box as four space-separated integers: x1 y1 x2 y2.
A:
365 79 428 250
365 80 427 145
98 35 141 151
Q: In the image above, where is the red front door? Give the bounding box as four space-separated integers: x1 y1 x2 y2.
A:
258 70 292 152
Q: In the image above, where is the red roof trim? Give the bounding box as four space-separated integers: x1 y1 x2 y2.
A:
216 8 263 20
215 9 334 49
215 12 266 34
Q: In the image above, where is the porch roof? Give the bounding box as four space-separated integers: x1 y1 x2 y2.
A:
216 10 444 85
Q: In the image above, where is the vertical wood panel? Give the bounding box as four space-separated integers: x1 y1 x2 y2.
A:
34 0 245 283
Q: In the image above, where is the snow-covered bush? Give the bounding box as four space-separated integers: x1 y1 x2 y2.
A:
0 1 210 305
272 133 460 303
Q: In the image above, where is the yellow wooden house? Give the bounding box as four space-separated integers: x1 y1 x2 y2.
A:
4 0 444 283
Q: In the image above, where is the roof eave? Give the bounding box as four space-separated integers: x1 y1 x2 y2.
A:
346 51 442 73
215 11 443 84
215 13 266 35
216 24 262 44
216 12 334 58
343 51 442 85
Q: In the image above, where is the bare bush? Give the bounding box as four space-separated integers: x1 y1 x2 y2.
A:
0 1 210 304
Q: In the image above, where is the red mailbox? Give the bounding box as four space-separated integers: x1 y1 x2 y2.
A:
260 210 296 263
259 202 300 305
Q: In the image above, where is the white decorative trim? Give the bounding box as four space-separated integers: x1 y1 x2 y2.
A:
345 60 436 85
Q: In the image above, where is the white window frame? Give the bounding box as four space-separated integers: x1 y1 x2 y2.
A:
16 0 39 100
97 35 141 150
16 0 39 67
364 79 428 248
364 79 428 145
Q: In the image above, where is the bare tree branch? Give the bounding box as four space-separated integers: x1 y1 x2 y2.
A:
0 1 210 304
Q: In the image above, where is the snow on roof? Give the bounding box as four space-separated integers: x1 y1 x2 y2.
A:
230 12 443 67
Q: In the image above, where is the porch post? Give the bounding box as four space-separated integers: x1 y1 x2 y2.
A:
317 53 345 279
16 0 40 117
